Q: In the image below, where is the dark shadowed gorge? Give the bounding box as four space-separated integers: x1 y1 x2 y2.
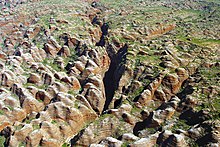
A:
0 0 219 146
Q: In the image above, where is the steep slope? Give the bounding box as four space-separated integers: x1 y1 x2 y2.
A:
0 0 219 146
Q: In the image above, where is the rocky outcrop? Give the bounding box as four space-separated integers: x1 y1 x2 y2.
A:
157 131 188 147
137 67 188 106
138 74 164 105
25 26 41 40
72 115 133 146
100 137 123 147
130 132 159 147
0 0 219 146
44 37 62 57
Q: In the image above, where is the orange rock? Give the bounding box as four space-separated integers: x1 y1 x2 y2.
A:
22 97 44 114
35 90 52 105
0 120 10 132
28 73 41 84
10 108 26 122
26 130 43 147
58 45 71 57
40 138 62 147
13 124 33 141
162 74 179 94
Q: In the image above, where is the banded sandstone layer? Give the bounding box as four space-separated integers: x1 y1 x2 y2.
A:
0 0 219 146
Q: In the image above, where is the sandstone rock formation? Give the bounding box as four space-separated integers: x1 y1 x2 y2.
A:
0 0 219 146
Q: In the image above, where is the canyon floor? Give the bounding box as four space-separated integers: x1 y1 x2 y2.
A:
0 0 219 146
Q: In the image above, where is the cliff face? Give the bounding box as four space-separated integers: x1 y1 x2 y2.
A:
0 0 219 146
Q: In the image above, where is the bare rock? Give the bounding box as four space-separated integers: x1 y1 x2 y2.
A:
73 115 130 146
87 75 104 88
122 112 135 125
130 132 159 147
82 75 106 114
162 134 187 147
22 96 44 114
140 109 150 120
40 121 62 141
46 102 83 123
25 26 41 39
138 89 152 105
138 75 163 105
61 76 81 91
157 130 173 145
0 51 7 60
59 122 74 140
0 93 20 108
44 37 61 57
55 81 69 92
176 68 188 83
0 70 15 87
9 108 26 122
11 83 32 103
30 46 47 62
44 85 56 100
54 72 67 80
75 94 93 110
41 71 54 85
100 137 123 147
121 133 140 142
84 85 105 114
58 45 71 57
157 96 180 111
22 53 35 64
35 90 52 105
90 144 105 147
54 57 65 70
131 138 154 147
27 73 41 84
13 124 33 142
66 36 80 49
122 33 136 41
27 86 39 97
0 118 10 132
149 107 175 127
26 130 43 147
79 104 98 121
119 103 133 113
115 64 133 94
55 92 75 106
162 73 179 94
74 60 86 72
187 127 204 139
154 88 167 101
41 138 61 147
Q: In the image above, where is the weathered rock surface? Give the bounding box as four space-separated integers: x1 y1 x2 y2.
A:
0 0 219 146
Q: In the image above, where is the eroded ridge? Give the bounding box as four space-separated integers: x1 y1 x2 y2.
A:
0 0 219 146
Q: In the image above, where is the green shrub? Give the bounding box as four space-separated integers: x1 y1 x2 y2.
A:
0 136 5 146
